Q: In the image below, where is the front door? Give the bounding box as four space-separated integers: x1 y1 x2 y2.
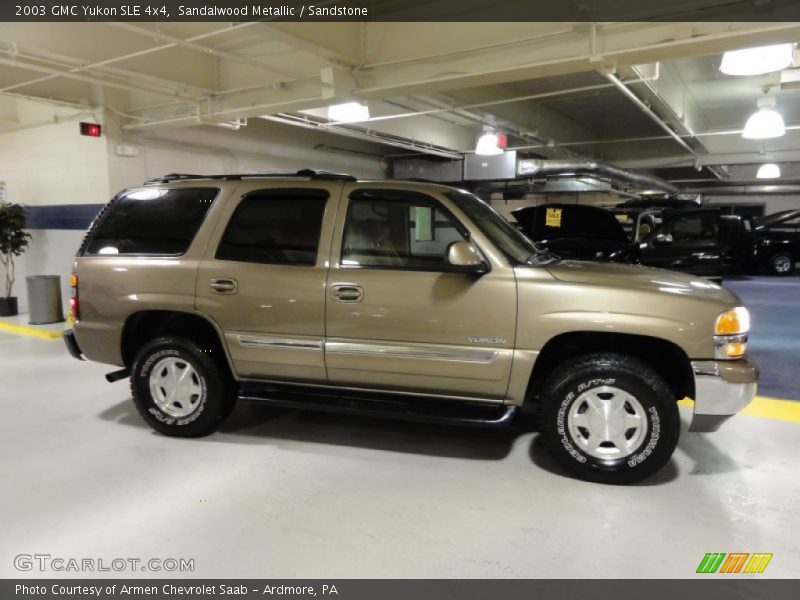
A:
195 182 341 383
641 212 722 275
324 186 517 400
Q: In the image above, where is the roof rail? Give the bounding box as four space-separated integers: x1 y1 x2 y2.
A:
144 169 357 185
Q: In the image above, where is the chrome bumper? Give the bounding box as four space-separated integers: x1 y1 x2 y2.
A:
689 357 758 432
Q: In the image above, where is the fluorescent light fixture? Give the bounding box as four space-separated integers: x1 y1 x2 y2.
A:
475 133 504 155
327 102 369 123
742 96 785 139
720 43 794 76
756 163 781 179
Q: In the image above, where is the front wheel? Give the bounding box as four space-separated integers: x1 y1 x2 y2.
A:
539 353 679 484
131 336 235 437
768 252 795 276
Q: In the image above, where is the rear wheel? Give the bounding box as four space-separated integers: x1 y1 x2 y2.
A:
768 252 795 276
131 336 235 437
539 353 679 484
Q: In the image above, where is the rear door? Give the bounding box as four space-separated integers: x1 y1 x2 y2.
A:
195 181 342 383
323 185 517 400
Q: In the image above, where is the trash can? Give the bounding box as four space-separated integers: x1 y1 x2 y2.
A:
26 275 64 325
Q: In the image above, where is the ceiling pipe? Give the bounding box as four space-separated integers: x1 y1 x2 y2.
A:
603 70 698 158
517 158 679 195
682 185 800 195
107 22 304 81
0 53 200 102
261 114 463 159
0 23 259 96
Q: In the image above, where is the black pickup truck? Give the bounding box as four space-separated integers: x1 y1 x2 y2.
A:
750 209 800 275
637 208 751 280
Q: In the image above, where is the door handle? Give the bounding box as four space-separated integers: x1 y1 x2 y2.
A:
330 284 363 303
209 278 238 294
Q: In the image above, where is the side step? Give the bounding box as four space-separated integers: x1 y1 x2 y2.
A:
237 383 518 429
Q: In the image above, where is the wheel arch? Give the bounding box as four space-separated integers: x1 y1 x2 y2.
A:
121 310 233 376
524 331 695 407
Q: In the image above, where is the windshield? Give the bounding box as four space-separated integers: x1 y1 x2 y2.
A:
444 190 550 266
513 205 628 243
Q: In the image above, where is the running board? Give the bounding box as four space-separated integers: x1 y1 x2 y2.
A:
237 383 518 428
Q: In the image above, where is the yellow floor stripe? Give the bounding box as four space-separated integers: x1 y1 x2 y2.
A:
0 320 63 340
680 396 800 424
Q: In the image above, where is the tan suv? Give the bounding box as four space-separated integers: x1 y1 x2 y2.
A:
63 170 758 484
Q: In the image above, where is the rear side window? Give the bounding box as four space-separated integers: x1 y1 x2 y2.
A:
216 189 328 266
84 187 218 256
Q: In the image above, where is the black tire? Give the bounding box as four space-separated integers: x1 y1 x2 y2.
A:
768 252 795 276
539 353 679 484
131 335 235 437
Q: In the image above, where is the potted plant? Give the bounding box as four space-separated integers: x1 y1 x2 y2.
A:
0 203 32 317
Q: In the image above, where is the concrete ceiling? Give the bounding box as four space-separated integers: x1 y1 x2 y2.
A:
1 21 800 183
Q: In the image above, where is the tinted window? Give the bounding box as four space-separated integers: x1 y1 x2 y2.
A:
85 187 218 255
341 191 467 270
216 189 327 265
664 213 716 241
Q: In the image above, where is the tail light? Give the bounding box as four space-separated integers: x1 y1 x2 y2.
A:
69 273 79 322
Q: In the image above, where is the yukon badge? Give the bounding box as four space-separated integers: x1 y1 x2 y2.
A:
468 336 507 345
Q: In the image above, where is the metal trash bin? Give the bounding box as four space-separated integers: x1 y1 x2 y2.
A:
26 275 64 325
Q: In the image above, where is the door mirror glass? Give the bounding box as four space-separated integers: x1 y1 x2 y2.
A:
447 241 489 273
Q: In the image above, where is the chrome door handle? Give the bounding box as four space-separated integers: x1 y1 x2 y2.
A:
210 278 238 294
330 284 363 303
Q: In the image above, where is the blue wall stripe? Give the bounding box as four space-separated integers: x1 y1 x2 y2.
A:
24 204 104 230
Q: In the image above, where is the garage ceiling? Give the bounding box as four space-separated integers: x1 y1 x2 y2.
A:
2 21 800 184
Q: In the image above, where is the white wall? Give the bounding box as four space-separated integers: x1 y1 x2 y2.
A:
1 101 389 316
0 107 110 313
106 116 386 192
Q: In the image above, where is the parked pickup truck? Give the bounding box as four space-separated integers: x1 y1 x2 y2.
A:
750 209 800 275
63 171 758 484
637 208 751 280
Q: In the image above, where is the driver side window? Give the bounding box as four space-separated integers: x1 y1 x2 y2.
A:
341 191 468 270
665 214 715 241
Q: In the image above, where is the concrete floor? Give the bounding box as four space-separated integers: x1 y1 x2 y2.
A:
725 273 800 400
1 323 799 579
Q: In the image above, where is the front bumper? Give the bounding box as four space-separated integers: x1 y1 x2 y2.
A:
689 356 758 432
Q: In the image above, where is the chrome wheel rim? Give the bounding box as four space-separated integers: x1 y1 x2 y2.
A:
148 357 203 418
567 386 648 460
773 255 792 273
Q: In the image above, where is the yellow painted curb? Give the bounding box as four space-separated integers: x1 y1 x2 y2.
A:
680 396 800 424
0 320 63 340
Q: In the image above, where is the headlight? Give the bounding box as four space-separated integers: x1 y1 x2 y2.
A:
714 307 750 358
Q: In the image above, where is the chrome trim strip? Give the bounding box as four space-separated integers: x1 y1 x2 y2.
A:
237 335 323 351
325 340 499 363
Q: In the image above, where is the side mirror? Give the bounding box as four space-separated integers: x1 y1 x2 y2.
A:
447 241 489 274
653 233 674 246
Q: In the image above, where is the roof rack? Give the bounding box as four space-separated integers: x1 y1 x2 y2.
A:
144 169 357 185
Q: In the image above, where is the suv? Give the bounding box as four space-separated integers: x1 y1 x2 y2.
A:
63 170 758 484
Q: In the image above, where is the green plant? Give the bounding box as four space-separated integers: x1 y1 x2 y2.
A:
0 203 31 298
